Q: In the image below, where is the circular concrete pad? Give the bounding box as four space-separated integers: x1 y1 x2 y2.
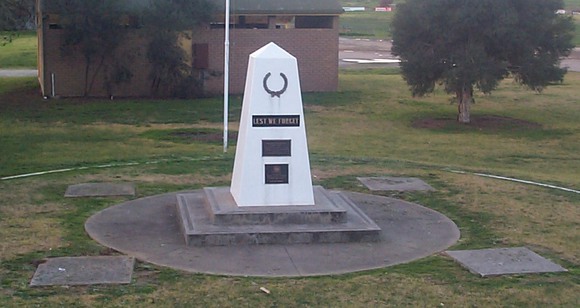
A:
85 190 459 277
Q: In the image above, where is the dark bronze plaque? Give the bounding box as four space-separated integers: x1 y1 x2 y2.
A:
265 164 289 184
262 140 291 157
252 115 300 127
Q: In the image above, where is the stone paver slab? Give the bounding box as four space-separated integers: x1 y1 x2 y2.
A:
30 256 135 286
65 183 135 197
357 177 434 191
446 247 567 277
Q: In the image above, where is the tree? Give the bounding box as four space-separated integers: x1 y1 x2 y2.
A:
0 0 35 30
379 0 394 7
391 0 575 123
143 0 214 97
54 0 213 97
55 0 134 96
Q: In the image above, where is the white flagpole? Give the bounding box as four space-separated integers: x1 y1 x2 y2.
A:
223 0 231 153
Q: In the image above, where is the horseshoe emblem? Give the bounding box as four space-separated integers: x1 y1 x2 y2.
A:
263 72 288 98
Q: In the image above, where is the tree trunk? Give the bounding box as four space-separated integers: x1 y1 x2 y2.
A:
457 86 472 124
87 54 107 97
83 55 91 97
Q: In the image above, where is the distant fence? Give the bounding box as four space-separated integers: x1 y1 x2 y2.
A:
343 7 366 12
343 7 395 12
374 7 393 12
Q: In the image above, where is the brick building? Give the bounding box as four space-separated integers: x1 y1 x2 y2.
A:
36 0 343 97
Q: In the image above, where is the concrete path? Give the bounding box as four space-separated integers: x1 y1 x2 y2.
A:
0 69 37 77
339 38 580 72
85 189 460 277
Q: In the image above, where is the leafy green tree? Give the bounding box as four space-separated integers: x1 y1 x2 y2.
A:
391 0 575 123
379 0 394 7
55 0 134 96
143 0 214 97
54 0 213 97
0 0 35 30
0 0 33 30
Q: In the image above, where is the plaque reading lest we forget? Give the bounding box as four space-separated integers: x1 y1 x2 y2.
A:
262 140 291 157
265 164 289 184
253 115 300 127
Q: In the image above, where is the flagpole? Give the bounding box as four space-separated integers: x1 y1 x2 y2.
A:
223 0 231 153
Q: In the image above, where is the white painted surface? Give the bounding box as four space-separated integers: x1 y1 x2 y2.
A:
342 58 401 64
343 7 366 12
231 43 315 206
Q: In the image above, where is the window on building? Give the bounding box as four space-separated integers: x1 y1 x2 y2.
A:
295 16 334 29
210 15 334 30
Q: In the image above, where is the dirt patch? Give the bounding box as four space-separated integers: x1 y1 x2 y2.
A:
412 115 542 131
0 85 41 107
169 131 237 142
130 174 231 186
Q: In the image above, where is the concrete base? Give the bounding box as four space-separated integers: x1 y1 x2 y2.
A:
176 186 381 246
85 190 460 277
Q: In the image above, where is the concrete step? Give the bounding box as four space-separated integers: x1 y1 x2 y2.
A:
176 187 382 246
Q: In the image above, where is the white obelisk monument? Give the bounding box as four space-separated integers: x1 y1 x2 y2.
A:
230 43 315 207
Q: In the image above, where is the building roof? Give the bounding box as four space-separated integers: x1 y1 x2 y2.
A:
40 0 343 15
213 0 344 15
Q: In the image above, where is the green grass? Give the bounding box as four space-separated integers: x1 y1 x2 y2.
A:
0 69 578 306
565 0 580 9
0 31 37 69
338 2 580 46
0 76 37 94
339 11 394 39
341 0 580 9
1 6 579 303
0 96 241 125
574 15 580 46
0 92 241 176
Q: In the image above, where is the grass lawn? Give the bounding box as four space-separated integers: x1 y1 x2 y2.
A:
340 11 394 39
0 69 578 306
0 31 37 69
565 0 580 9
574 15 580 46
339 3 580 47
341 0 580 9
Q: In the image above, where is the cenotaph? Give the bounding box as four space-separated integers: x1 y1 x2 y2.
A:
176 43 381 246
231 42 314 206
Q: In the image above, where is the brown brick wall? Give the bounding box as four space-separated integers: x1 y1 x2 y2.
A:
193 25 339 95
40 18 339 97
42 29 152 97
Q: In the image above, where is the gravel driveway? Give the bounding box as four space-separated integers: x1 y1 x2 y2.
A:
339 37 580 72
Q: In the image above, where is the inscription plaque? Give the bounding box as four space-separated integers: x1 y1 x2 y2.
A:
265 164 289 184
252 115 300 127
262 140 291 157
